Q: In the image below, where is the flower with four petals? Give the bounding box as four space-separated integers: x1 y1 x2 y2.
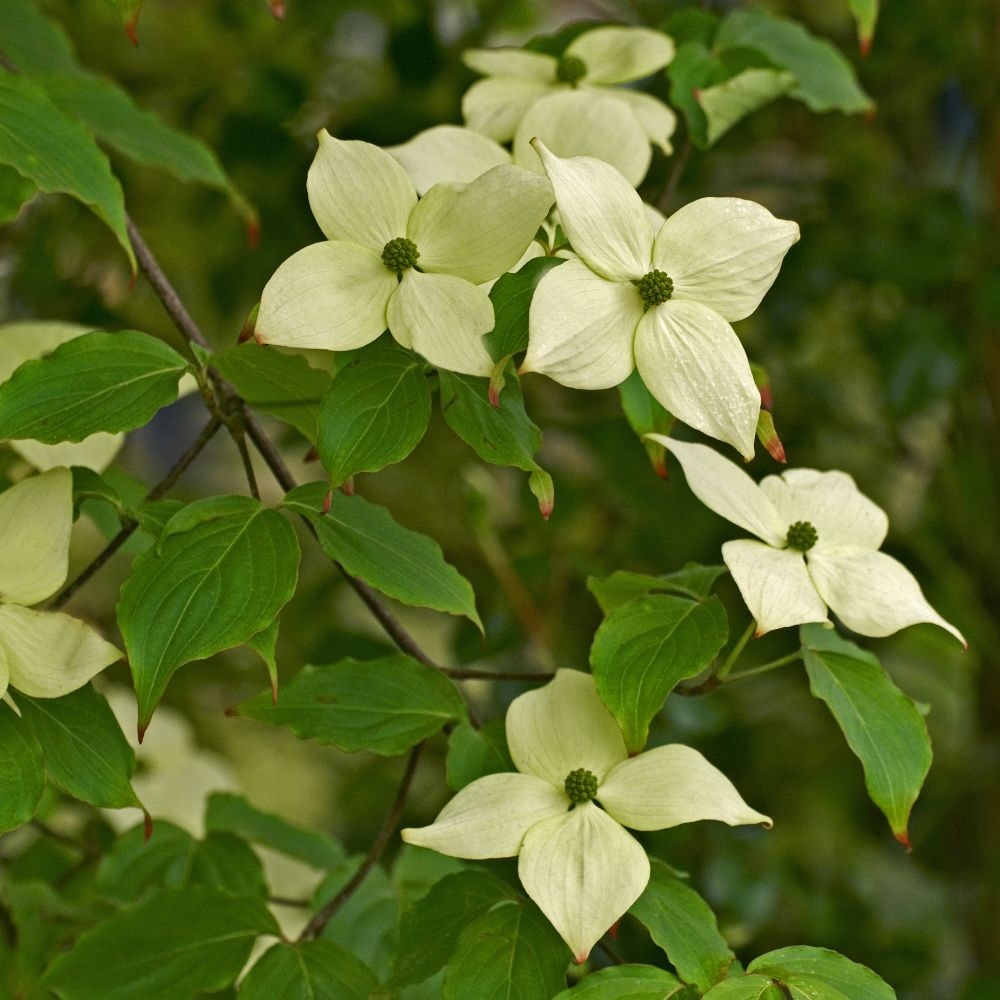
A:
0 468 123 703
522 141 800 458
462 25 677 182
652 437 965 643
402 669 770 962
255 131 552 376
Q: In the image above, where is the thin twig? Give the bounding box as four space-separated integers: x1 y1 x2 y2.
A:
656 135 694 213
232 431 261 500
298 744 423 942
127 217 441 671
441 668 553 682
51 416 223 608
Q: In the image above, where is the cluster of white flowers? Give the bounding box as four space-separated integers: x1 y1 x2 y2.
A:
250 23 964 961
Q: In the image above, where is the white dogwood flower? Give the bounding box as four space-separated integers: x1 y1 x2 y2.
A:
255 131 552 376
0 468 122 701
653 436 966 644
523 142 799 458
402 669 769 963
462 26 676 169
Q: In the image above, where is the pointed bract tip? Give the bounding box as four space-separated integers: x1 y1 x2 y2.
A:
895 829 912 852
143 811 154 841
488 384 500 409
765 436 787 464
653 456 668 479
247 217 261 248
137 720 148 743
125 16 140 47
270 678 279 705
864 106 878 124
303 445 319 463
128 270 138 292
759 385 773 411
322 489 334 512
574 948 590 965
859 34 873 57
538 498 553 521
267 0 286 20
340 478 354 497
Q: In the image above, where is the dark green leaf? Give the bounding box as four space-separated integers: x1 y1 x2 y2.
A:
748 946 895 999
666 42 716 149
0 330 188 443
553 965 690 999
247 618 280 701
591 594 728 751
715 10 873 114
0 708 45 832
485 256 566 361
630 861 734 993
0 0 78 75
96 821 197 904
42 73 253 223
117 495 300 732
619 371 673 476
0 74 133 267
443 899 570 1000
188 832 267 899
235 654 466 754
240 940 378 1000
588 564 727 614
284 483 481 629
0 164 35 225
698 67 796 145
801 624 931 845
71 466 125 517
439 368 542 473
701 978 785 999
19 684 142 810
42 886 279 1000
213 343 332 441
392 869 517 988
446 719 513 790
205 792 346 869
133 498 185 538
316 346 431 485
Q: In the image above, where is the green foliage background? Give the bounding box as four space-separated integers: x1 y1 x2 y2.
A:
1 1 998 997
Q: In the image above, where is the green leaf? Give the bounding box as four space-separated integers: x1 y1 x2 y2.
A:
18 684 142 810
133 498 185 538
0 74 133 268
588 564 727 614
0 706 45 832
666 42 716 149
619 371 673 476
42 886 280 1000
629 861 734 993
446 719 513 790
42 73 253 223
213 343 332 441
443 899 570 1000
748 946 896 999
247 618 280 702
439 368 542 474
702 978 785 1000
848 0 879 53
591 594 728 752
391 869 517 988
553 965 690 999
71 466 125 517
800 624 931 845
0 164 35 225
284 483 481 629
316 346 431 486
715 9 873 114
188 832 267 899
699 68 796 145
205 792 346 869
484 256 566 361
96 821 197 904
235 654 466 755
117 495 300 733
0 331 188 443
240 940 378 1000
0 0 79 75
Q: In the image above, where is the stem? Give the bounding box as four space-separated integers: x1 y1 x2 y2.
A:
232 430 261 500
726 651 801 682
127 217 442 672
656 135 693 213
441 668 553 682
298 743 422 942
716 619 756 681
50 416 223 609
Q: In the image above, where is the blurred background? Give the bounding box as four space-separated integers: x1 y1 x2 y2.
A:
1 1 998 997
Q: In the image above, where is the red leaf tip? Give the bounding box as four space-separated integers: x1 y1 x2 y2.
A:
143 811 154 841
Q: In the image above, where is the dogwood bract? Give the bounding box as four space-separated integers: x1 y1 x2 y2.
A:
0 468 122 702
653 437 965 643
522 141 800 458
255 131 552 376
462 26 676 169
401 669 770 962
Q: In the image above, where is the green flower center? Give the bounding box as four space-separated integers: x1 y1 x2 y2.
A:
556 54 587 86
633 269 674 309
381 236 419 274
786 520 818 552
564 768 599 804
